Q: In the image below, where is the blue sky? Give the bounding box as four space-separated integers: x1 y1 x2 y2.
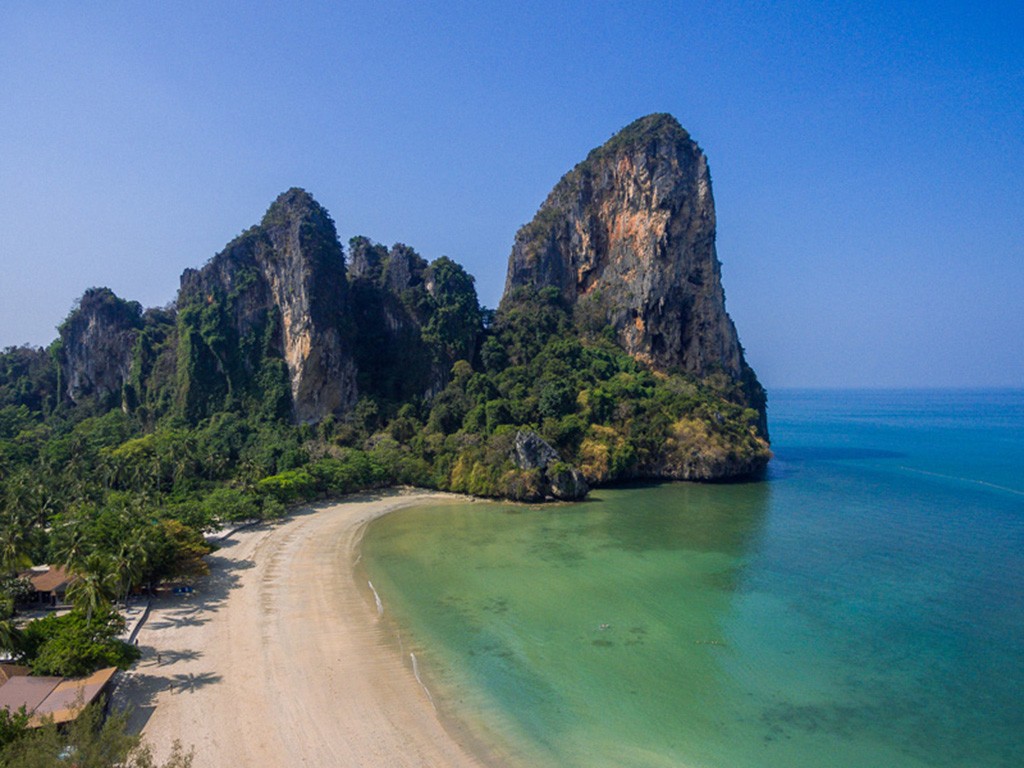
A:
1 1 1021 388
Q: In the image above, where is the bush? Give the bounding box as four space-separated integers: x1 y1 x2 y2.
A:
201 487 261 525
257 469 317 503
18 608 139 677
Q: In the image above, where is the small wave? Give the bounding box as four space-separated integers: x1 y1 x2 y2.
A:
367 580 384 616
899 466 1024 497
410 652 436 711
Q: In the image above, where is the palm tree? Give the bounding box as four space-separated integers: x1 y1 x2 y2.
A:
54 511 93 573
0 617 21 658
66 553 117 622
0 510 31 577
0 590 21 658
112 531 151 605
26 471 59 528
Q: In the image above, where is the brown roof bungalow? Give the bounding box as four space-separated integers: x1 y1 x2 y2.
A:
18 565 74 605
0 667 117 727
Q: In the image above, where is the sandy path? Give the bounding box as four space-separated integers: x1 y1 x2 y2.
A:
116 490 492 767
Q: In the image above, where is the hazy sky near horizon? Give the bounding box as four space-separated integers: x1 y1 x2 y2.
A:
1 1 1021 388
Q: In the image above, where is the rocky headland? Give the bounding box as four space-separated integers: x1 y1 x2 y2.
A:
503 113 766 437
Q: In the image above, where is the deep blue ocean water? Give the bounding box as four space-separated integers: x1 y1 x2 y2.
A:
361 390 1024 767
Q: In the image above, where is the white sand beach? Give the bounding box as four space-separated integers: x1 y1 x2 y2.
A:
116 490 496 767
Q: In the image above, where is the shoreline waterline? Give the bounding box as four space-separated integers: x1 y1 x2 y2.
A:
117 488 518 768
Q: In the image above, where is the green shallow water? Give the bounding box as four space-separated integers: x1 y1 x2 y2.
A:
360 390 1024 768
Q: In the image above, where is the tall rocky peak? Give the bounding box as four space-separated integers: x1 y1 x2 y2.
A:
347 236 483 402
257 188 355 423
348 237 433 401
58 287 143 408
502 114 765 426
177 188 356 423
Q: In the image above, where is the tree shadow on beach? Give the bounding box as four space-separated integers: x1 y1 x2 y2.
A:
114 672 162 734
154 552 255 617
165 671 222 694
115 668 223 734
140 646 202 665
146 609 211 631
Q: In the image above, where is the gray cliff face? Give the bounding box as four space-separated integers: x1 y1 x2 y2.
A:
58 288 143 407
502 114 764 424
511 430 589 501
179 232 276 364
178 188 357 423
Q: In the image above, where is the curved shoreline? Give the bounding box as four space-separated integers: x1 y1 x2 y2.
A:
118 489 503 767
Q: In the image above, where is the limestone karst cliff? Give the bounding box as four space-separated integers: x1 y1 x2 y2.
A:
58 287 143 408
502 114 766 434
347 237 434 401
177 188 357 424
173 190 484 425
348 236 484 402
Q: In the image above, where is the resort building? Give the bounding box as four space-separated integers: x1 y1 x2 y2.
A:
18 565 74 606
0 666 117 727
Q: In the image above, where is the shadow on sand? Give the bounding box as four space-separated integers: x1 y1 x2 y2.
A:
115 492 403 734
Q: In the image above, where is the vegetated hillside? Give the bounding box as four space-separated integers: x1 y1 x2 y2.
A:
0 115 771 618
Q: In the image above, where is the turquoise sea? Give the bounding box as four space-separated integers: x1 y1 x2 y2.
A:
361 390 1024 767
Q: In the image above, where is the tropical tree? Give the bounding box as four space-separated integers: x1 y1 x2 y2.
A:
0 616 21 657
0 701 193 766
0 510 32 577
52 513 92 573
65 554 117 622
112 530 151 604
0 705 29 752
20 608 138 676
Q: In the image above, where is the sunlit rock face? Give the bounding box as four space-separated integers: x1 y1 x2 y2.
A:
257 189 356 423
58 287 142 408
178 188 357 423
502 114 766 432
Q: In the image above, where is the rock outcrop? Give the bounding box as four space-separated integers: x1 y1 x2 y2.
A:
502 114 766 433
511 430 589 501
58 288 143 407
348 237 484 402
177 188 357 423
347 238 436 401
258 189 356 422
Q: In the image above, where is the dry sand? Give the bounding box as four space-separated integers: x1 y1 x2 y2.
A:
116 490 495 767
